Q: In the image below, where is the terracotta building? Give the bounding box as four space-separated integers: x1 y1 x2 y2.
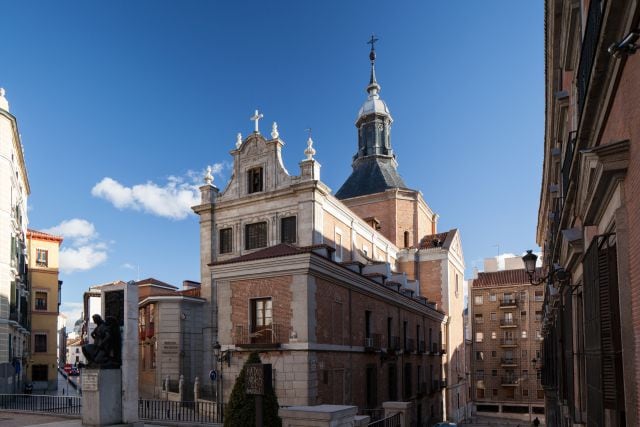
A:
26 229 63 391
538 0 640 425
193 43 467 424
469 257 544 420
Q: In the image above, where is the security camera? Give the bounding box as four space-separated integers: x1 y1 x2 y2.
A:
608 31 639 58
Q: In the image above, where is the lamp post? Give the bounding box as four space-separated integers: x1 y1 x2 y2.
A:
212 341 231 423
521 250 570 286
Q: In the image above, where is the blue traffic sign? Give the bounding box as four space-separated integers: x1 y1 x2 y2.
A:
209 369 218 381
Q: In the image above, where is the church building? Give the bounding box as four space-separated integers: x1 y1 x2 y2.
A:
193 42 468 424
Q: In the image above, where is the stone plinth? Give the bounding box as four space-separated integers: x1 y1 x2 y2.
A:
82 368 122 426
383 401 413 427
279 404 358 427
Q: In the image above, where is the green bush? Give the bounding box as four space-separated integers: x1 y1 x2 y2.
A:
224 352 282 427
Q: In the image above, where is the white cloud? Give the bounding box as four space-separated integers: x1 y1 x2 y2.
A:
122 263 136 270
43 218 97 245
92 164 229 220
60 302 84 330
44 218 108 274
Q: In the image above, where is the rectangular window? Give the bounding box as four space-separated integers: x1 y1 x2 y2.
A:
404 363 412 399
490 312 497 321
34 334 47 353
537 389 544 399
35 291 47 310
245 222 267 250
522 388 529 397
475 332 484 343
491 369 497 377
477 388 485 399
335 230 343 262
492 389 498 397
280 216 297 244
535 311 543 321
474 295 483 305
534 290 544 301
476 369 484 379
491 350 497 357
219 228 233 254
32 364 48 381
474 314 483 324
489 293 496 302
247 167 263 193
366 365 378 408
491 331 497 340
475 351 484 361
522 330 528 339
36 249 48 267
251 298 273 344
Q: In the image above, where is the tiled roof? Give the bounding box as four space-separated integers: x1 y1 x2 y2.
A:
210 243 334 266
27 229 63 242
472 268 543 288
419 232 449 249
136 278 177 289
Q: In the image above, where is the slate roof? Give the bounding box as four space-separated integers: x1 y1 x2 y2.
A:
335 156 408 199
472 268 543 288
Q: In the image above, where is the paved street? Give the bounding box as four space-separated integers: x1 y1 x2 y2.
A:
0 412 75 427
55 371 80 396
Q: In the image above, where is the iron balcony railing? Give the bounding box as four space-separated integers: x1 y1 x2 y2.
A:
418 340 426 353
0 394 81 416
368 411 401 427
234 323 283 347
500 338 518 347
138 399 216 424
577 0 604 117
405 338 415 353
501 358 518 366
364 334 382 352
501 376 519 386
500 319 519 328
390 336 401 351
499 298 518 308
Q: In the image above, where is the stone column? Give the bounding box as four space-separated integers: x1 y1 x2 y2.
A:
279 404 358 427
122 280 140 424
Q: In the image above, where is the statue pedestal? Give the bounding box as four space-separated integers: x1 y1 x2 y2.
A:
82 368 122 426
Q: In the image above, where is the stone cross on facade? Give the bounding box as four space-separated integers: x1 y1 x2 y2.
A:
250 110 263 133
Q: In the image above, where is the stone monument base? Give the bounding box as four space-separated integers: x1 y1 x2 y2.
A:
82 368 122 426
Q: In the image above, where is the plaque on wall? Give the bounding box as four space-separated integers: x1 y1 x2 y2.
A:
83 372 99 391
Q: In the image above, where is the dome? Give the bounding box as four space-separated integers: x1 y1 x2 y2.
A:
357 94 392 120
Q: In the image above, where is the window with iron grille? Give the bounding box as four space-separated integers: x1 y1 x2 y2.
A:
34 333 47 352
247 167 263 193
245 222 267 250
36 249 48 267
219 228 233 254
32 364 48 381
35 292 47 310
280 216 296 244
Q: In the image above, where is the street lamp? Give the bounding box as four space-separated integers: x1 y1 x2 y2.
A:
522 250 570 286
212 341 231 423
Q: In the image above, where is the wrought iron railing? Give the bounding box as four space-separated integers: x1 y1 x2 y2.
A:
499 298 518 308
501 376 519 385
390 336 401 351
0 394 81 416
361 408 384 422
500 319 518 327
368 411 401 427
138 399 216 424
500 338 518 346
234 323 283 347
365 334 382 351
404 338 415 353
501 358 518 365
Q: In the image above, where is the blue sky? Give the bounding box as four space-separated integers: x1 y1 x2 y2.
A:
1 1 543 326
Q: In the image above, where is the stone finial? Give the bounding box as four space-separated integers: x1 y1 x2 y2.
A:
271 122 279 139
235 132 243 149
0 87 8 111
304 135 316 160
204 166 214 185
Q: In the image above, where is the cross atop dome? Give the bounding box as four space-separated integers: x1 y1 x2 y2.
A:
250 109 263 133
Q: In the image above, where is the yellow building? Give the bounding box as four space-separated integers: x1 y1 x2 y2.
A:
26 229 63 391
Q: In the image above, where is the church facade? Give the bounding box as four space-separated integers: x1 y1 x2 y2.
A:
193 44 468 424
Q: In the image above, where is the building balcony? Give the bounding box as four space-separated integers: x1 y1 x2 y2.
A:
364 334 382 352
499 298 518 309
390 336 401 352
500 338 518 347
500 319 518 328
500 358 518 367
404 338 415 353
234 323 283 349
418 340 426 353
501 377 519 386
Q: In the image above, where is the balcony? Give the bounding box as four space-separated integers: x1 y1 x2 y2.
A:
431 380 440 394
431 343 440 355
234 323 283 348
501 358 518 367
500 319 518 328
390 336 401 352
501 376 519 387
404 338 415 354
498 298 518 309
418 340 426 353
576 0 603 116
500 338 518 348
364 334 382 352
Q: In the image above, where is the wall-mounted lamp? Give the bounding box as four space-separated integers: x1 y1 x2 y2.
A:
212 341 231 367
522 250 570 286
608 31 639 58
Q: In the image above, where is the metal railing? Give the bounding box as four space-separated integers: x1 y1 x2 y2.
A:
499 298 518 308
501 358 518 365
500 338 518 347
390 336 400 351
361 408 384 422
138 399 216 424
501 377 519 385
234 323 282 346
404 338 415 353
365 334 382 351
418 340 426 353
0 394 81 416
577 0 603 116
368 411 401 427
500 319 518 327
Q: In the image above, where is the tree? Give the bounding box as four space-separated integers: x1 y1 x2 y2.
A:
224 352 281 427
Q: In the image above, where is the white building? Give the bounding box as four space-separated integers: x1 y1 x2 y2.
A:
0 88 30 393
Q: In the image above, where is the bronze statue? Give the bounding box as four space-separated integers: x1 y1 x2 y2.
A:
82 314 121 368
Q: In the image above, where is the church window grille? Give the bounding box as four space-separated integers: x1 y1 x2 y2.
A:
35 292 47 310
247 167 263 194
245 222 267 250
36 249 48 267
280 216 296 244
219 228 233 254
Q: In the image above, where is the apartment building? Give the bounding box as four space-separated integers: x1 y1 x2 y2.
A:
470 257 545 419
0 88 30 393
26 229 63 391
538 0 640 425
